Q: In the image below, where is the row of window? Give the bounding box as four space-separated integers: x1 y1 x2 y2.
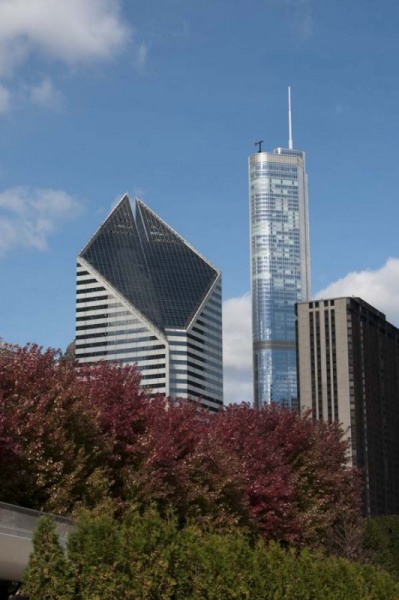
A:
187 332 221 354
76 285 105 294
170 379 222 398
139 363 165 371
198 312 221 327
76 318 140 331
190 326 221 346
172 369 205 382
309 300 335 309
75 344 165 358
207 296 221 310
76 310 131 322
171 350 222 372
173 370 222 391
76 295 109 304
170 359 221 379
174 368 222 388
202 304 221 319
75 335 158 349
186 387 223 405
120 353 165 363
76 326 149 340
142 382 166 390
141 372 166 381
76 303 123 314
195 318 222 335
187 341 222 362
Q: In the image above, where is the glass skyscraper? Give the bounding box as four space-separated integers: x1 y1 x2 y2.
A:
75 195 223 412
249 90 310 407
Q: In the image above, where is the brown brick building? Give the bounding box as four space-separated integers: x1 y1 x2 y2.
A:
296 297 399 515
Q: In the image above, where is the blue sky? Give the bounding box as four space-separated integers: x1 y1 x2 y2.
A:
1 0 399 403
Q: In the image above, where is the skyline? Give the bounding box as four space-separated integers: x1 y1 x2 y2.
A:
1 1 399 404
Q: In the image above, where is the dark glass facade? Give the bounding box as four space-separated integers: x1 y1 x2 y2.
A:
136 201 218 328
81 197 218 331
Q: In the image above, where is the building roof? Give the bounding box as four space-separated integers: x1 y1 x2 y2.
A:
79 195 219 331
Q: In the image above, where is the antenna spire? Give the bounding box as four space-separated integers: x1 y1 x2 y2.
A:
255 140 264 153
288 86 293 149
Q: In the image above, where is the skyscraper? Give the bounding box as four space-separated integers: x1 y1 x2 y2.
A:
75 195 223 412
297 297 399 515
249 88 310 407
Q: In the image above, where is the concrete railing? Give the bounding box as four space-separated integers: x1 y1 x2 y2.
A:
0 502 73 582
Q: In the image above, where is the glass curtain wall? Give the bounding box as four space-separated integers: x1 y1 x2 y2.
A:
249 147 310 407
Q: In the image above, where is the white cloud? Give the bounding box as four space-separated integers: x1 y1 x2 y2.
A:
0 186 83 255
223 292 253 405
0 0 133 113
316 258 399 325
0 0 131 74
29 77 63 109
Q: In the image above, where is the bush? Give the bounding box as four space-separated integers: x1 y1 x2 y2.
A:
21 507 397 600
21 516 74 600
363 515 399 579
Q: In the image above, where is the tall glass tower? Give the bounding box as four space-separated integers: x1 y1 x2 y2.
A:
249 88 310 408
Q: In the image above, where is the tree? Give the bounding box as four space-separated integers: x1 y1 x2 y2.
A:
67 506 128 600
31 507 399 600
208 403 360 547
363 516 399 578
324 512 366 562
21 516 74 600
0 412 22 503
116 398 247 529
0 342 111 513
0 341 360 547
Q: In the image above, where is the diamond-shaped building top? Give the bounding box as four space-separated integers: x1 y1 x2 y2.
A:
80 195 218 332
75 195 223 412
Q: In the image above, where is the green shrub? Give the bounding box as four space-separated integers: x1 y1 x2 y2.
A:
21 516 74 600
23 508 399 599
364 516 399 579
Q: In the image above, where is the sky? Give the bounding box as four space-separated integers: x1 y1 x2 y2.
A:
1 0 399 404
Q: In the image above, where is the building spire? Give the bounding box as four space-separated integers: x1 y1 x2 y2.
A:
288 86 293 150
255 140 264 153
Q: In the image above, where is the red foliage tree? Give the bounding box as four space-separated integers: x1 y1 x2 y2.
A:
117 398 247 528
0 411 21 501
0 342 110 512
0 341 360 547
208 404 360 546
